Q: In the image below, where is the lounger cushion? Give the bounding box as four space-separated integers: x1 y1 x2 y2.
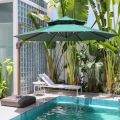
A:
18 96 36 108
1 96 36 108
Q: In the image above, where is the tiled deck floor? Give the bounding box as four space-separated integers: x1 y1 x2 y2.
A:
0 90 120 120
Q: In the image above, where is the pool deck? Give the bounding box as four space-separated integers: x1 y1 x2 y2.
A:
0 90 120 120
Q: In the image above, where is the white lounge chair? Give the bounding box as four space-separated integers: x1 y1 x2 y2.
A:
38 73 82 96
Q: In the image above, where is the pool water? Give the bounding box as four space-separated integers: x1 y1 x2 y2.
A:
12 96 120 120
38 104 120 120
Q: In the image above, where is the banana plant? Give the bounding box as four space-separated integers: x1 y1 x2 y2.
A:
63 42 78 84
29 0 89 85
89 0 120 92
28 11 65 83
49 0 89 84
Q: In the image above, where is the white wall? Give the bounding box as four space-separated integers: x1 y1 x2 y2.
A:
0 23 13 61
0 3 13 23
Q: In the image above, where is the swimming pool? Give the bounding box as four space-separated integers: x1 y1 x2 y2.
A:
12 96 120 120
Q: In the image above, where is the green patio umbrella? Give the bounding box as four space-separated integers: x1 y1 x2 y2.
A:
16 16 116 41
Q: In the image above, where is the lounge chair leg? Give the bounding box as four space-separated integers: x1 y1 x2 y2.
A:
81 87 82 94
77 89 78 96
44 87 45 94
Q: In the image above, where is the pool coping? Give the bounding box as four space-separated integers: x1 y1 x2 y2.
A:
1 92 120 120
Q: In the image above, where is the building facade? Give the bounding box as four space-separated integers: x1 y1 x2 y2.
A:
0 0 47 95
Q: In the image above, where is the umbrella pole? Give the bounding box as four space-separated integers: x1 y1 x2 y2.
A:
18 48 20 95
16 41 23 95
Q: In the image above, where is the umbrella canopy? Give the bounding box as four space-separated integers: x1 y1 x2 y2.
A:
16 16 116 41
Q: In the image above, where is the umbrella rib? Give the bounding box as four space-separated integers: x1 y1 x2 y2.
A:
49 32 58 41
25 32 44 41
46 32 58 52
59 32 65 38
75 33 83 41
59 32 69 38
65 33 67 38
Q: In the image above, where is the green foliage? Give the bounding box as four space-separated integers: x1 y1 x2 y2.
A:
63 42 79 84
89 0 120 92
112 80 120 94
0 80 8 98
28 12 41 29
57 0 89 20
80 42 104 92
99 41 118 53
0 59 13 98
28 11 50 29
49 0 89 20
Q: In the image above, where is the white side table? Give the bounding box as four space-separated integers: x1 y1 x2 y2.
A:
33 81 46 94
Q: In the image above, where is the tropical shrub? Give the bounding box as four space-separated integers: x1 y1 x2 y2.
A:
111 81 120 94
0 59 13 98
89 0 120 92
